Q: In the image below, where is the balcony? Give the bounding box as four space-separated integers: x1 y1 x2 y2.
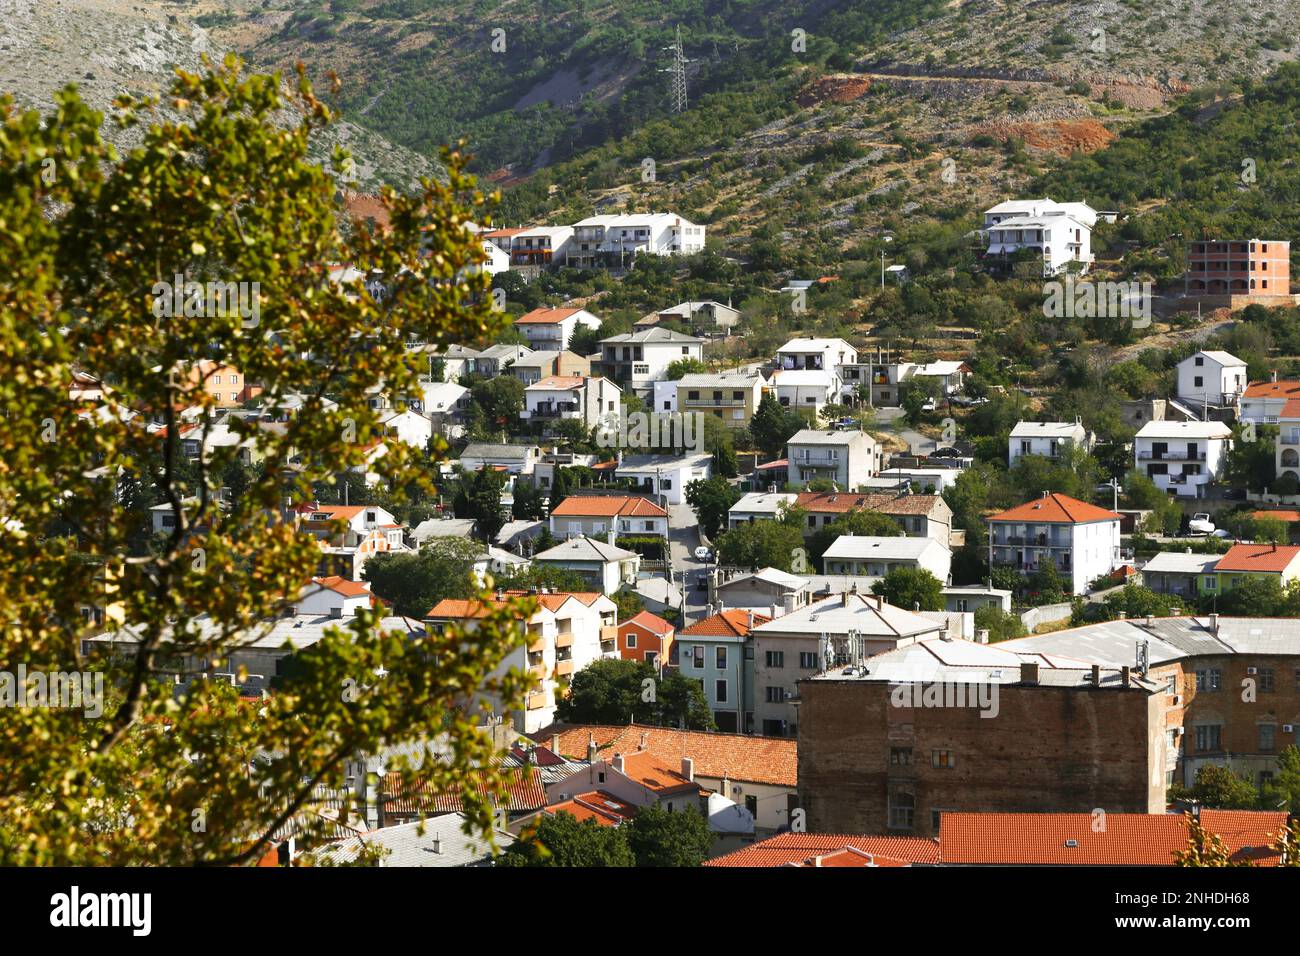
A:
555 660 575 678
600 625 619 645
522 406 583 420
682 397 746 407
529 662 548 680
555 631 574 649
526 692 548 711
1138 450 1206 461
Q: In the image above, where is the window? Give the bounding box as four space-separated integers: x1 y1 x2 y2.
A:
691 646 704 668
765 650 784 668
716 646 727 669
715 679 728 703
687 391 699 400
931 750 955 769
1193 376 1203 388
765 686 785 703
799 651 818 669
1205 576 1218 591
1195 724 1222 753
1259 668 1275 693
887 792 914 830
1260 724 1276 751
1195 669 1221 691
890 747 911 767
931 809 946 832
626 633 637 649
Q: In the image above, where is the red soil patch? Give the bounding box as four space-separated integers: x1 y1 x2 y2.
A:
975 119 1116 157
797 75 872 108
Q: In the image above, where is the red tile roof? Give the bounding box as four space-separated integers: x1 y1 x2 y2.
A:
313 576 371 597
515 307 585 325
620 610 673 636
678 609 770 638
1243 380 1300 399
988 492 1120 524
1251 510 1300 523
939 810 1286 865
1283 398 1300 419
381 767 546 816
706 832 940 867
1215 543 1300 573
529 375 585 390
544 790 637 827
549 495 667 518
535 722 796 787
796 491 944 516
425 590 604 619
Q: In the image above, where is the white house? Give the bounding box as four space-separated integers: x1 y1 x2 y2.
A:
600 327 704 396
728 491 799 528
1176 350 1248 410
982 198 1096 276
295 503 412 581
566 213 706 268
652 380 678 414
776 337 858 374
378 408 433 450
1008 419 1092 465
523 375 621 430
473 343 533 377
426 591 618 734
906 360 970 396
1134 420 1233 498
821 535 953 583
532 535 641 595
513 307 602 352
509 226 574 269
987 492 1121 595
295 576 375 617
615 453 713 506
469 239 511 276
771 369 839 416
786 429 883 490
458 442 542 475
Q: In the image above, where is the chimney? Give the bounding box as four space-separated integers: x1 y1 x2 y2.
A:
1209 613 1219 635
1020 661 1039 685
1121 665 1131 686
550 734 560 754
770 603 780 619
611 753 624 774
1272 369 1279 383
586 738 598 763
431 836 442 854
975 629 989 644
682 756 694 782
1091 664 1101 686
607 529 616 548
747 609 754 629
639 731 649 751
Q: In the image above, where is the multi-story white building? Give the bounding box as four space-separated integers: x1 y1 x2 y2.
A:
987 492 1122 595
1176 350 1248 410
771 369 839 416
599 327 704 396
425 590 619 734
522 375 621 430
548 494 669 539
820 535 953 582
786 429 883 490
294 503 412 581
614 453 713 506
532 535 641 595
1134 420 1233 498
728 491 799 528
1008 419 1092 466
676 372 773 430
565 213 706 269
513 307 602 352
982 198 1096 276
509 226 574 270
775 337 859 374
1277 400 1300 485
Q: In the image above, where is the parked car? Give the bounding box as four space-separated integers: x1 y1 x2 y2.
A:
693 546 714 562
1222 488 1247 500
921 397 937 412
1188 513 1216 535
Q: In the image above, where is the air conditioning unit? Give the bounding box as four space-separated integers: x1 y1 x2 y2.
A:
1172 695 1182 706
1173 727 1184 737
1247 667 1258 675
1285 725 1295 734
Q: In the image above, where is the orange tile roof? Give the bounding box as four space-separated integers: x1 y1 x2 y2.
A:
1283 398 1300 419
678 609 770 638
482 227 528 238
939 811 1286 865
620 610 673 636
988 492 1120 525
796 491 943 516
301 505 367 520
549 495 667 518
615 750 705 796
530 375 585 390
706 832 940 867
515 307 585 325
313 576 371 597
1243 380 1300 399
425 590 604 619
545 790 637 827
1214 543 1300 573
788 847 911 867
1251 510 1300 523
535 722 796 787
381 767 546 816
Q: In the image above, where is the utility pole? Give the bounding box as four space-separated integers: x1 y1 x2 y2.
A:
1105 476 1121 512
662 26 690 114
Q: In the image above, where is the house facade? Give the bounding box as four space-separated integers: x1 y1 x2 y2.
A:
677 609 770 734
1175 350 1248 409
513 307 602 352
786 429 883 490
548 494 669 539
1008 420 1091 466
522 375 621 430
1134 420 1233 498
987 492 1122 595
599 328 704 396
676 373 772 431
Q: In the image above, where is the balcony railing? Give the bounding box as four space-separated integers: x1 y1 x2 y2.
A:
526 692 548 711
1138 450 1206 461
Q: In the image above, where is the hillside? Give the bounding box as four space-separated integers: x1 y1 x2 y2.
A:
0 0 440 192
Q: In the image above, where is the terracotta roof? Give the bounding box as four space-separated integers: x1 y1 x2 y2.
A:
528 375 585 390
678 609 771 638
988 492 1120 524
301 505 367 520
1252 510 1300 523
515 307 584 325
796 491 943 516
482 227 528 238
706 832 940 867
313 576 371 597
426 590 605 619
544 790 637 827
549 495 667 518
1283 398 1300 419
940 810 1286 865
787 847 911 867
620 610 673 636
1243 380 1300 399
1214 543 1300 573
615 750 706 796
534 722 796 787
381 767 546 816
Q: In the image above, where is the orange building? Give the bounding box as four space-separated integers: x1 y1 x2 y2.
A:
616 610 675 666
